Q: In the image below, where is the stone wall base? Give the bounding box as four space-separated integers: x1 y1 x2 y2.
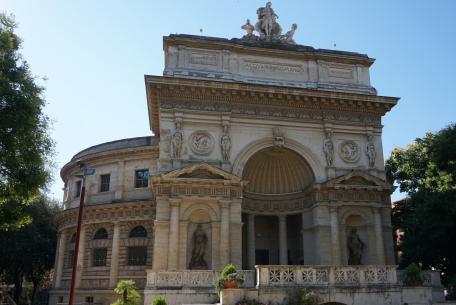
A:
144 288 218 305
221 286 445 305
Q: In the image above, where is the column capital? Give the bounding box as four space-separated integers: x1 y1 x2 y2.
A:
329 205 338 213
169 198 182 206
248 213 255 221
219 199 231 208
278 214 287 222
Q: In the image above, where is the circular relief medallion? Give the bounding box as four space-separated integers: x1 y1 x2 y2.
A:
189 131 215 155
338 140 360 163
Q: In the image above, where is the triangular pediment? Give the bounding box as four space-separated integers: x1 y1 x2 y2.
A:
321 170 392 190
160 163 242 182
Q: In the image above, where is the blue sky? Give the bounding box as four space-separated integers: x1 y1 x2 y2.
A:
3 0 456 201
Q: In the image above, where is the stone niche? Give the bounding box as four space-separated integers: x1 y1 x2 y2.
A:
187 209 212 270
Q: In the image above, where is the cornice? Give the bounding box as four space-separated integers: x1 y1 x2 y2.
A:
163 35 375 67
61 145 158 181
145 76 399 135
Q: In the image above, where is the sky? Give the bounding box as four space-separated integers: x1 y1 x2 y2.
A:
3 0 456 202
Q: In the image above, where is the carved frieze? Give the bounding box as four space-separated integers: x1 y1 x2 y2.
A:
339 140 360 163
188 131 215 155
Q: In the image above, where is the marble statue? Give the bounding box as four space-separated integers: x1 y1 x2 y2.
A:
281 23 297 44
323 130 334 166
171 120 183 159
221 134 231 161
366 134 376 168
189 225 208 270
347 228 365 265
241 19 257 41
255 2 282 40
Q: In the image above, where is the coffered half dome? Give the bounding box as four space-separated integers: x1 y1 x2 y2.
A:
242 147 314 195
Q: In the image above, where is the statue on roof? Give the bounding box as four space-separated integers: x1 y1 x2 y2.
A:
256 2 282 40
240 2 298 44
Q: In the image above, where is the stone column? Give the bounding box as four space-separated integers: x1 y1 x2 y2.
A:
178 221 189 269
109 222 121 288
75 226 86 288
373 208 386 264
247 214 256 269
167 199 181 270
54 230 67 288
278 214 288 265
211 222 221 270
329 206 341 265
219 200 231 267
153 197 170 270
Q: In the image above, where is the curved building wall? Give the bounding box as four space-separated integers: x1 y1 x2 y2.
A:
53 136 159 305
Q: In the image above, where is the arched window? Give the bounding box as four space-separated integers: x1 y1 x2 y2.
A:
93 228 108 240
70 233 76 243
129 226 147 238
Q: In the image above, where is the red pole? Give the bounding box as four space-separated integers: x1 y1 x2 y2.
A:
68 178 86 305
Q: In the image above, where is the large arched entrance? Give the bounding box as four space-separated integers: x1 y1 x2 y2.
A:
241 146 315 269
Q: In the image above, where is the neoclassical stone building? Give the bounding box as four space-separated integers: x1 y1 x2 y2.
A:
50 5 445 305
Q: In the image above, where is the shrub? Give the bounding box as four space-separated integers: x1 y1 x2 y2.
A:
213 264 245 291
404 263 424 286
152 296 167 305
111 280 140 305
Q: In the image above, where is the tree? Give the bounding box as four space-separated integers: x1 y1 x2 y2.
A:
386 123 456 298
0 196 58 304
112 280 140 305
0 13 54 230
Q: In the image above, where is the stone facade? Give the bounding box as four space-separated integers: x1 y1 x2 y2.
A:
50 19 444 305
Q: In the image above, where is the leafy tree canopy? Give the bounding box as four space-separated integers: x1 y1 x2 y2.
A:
0 196 58 304
0 13 54 230
386 123 456 298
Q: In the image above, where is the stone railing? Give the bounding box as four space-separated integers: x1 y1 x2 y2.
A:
146 270 256 289
256 265 398 287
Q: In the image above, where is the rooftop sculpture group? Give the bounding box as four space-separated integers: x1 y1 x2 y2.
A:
241 2 298 44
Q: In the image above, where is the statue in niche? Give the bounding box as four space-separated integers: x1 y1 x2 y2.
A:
366 134 376 168
323 130 334 166
220 124 231 161
347 228 365 265
171 120 183 159
255 2 282 40
189 225 208 270
221 134 231 161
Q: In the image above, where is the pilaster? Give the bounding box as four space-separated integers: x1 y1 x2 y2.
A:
219 200 231 267
109 222 121 288
167 198 181 270
54 230 67 288
278 214 288 265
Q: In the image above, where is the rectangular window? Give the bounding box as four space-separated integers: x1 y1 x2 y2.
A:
135 169 149 188
85 296 94 304
75 180 82 198
58 296 64 304
100 174 110 192
65 250 74 268
92 248 107 267
127 246 147 265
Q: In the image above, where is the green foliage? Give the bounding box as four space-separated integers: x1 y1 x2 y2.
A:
0 13 54 230
403 263 423 286
112 280 140 305
386 123 456 298
151 296 167 305
0 196 59 304
284 288 321 305
213 264 245 291
221 263 237 276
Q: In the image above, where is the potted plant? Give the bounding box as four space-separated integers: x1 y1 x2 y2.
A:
214 264 245 290
403 263 424 286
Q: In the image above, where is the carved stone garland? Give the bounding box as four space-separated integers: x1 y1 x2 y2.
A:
220 122 231 162
366 133 376 168
323 129 334 167
171 115 183 159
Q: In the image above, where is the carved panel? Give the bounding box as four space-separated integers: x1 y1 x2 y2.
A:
188 131 215 155
339 140 360 163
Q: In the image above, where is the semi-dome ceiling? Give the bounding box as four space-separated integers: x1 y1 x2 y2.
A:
242 147 314 194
